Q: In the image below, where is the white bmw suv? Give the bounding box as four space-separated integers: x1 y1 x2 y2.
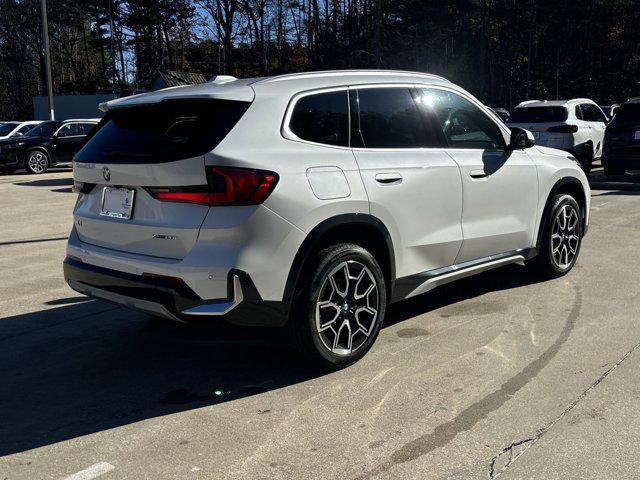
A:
507 98 607 173
64 70 590 368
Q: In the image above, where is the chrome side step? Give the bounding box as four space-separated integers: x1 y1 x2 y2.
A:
181 275 244 316
406 254 526 299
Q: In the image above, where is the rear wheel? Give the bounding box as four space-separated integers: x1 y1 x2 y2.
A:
531 194 583 278
579 144 593 174
290 243 387 369
25 150 49 174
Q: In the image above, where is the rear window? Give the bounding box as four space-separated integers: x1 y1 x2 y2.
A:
75 99 250 163
613 105 640 124
509 107 568 123
288 91 349 147
0 123 19 136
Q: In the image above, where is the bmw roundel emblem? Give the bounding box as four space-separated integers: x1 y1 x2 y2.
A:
102 166 111 181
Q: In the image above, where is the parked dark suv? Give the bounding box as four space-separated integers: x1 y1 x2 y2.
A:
0 119 99 174
602 101 640 177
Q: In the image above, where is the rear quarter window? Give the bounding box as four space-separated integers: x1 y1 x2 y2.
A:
75 99 250 163
288 90 349 147
509 107 568 123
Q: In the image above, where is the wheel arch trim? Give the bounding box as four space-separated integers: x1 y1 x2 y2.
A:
24 146 51 166
536 176 588 248
282 213 396 309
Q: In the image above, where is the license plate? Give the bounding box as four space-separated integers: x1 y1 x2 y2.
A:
634 131 640 140
100 187 135 219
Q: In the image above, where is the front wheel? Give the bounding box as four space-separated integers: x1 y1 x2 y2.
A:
531 194 583 278
290 243 387 369
25 150 49 174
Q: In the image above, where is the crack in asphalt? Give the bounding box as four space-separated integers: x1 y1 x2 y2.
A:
352 285 581 480
488 333 640 478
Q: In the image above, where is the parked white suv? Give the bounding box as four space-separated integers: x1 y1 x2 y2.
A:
507 99 607 173
64 70 590 368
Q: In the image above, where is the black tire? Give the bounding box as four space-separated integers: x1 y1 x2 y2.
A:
531 194 583 278
289 243 387 370
25 150 49 174
579 144 593 175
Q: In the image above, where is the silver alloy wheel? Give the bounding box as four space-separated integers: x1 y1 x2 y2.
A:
27 151 47 174
315 260 379 356
551 204 580 269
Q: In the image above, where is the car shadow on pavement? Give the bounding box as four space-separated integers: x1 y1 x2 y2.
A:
14 177 73 188
589 172 640 194
0 265 546 456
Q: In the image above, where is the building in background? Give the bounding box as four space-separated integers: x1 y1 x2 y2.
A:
150 70 207 91
32 94 116 121
31 71 207 120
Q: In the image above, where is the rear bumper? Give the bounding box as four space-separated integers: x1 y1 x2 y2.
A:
63 256 289 326
535 134 572 152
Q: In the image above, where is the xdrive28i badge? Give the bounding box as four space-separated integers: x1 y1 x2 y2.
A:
102 166 111 181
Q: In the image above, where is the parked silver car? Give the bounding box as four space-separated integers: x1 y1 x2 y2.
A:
64 70 590 368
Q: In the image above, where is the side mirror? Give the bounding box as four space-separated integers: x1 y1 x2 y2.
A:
508 127 535 150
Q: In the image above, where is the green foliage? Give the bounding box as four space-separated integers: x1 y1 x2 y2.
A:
1 0 639 119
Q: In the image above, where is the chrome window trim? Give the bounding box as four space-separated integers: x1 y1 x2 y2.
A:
282 82 510 151
54 122 97 138
281 86 352 150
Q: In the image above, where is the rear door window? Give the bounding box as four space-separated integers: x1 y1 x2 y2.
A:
79 123 96 135
288 90 349 147
355 87 435 148
75 99 250 163
56 123 81 137
509 107 569 123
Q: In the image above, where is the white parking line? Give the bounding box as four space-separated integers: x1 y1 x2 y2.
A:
62 462 115 480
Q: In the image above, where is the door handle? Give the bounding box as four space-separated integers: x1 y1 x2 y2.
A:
469 169 488 179
375 173 403 184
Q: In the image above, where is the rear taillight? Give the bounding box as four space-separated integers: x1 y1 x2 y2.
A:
148 167 279 206
547 125 578 133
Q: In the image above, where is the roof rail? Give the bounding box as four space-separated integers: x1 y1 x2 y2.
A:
516 100 542 107
256 69 449 84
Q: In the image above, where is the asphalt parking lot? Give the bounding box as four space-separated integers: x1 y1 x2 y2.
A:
1 167 640 480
